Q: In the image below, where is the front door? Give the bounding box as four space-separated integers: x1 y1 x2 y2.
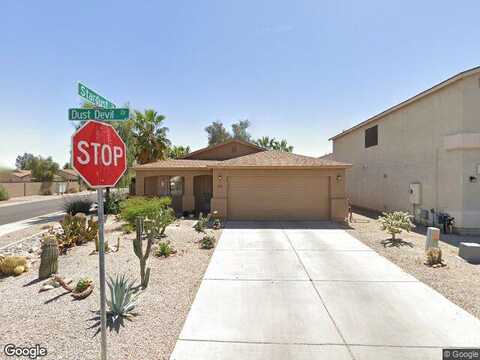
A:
194 175 213 215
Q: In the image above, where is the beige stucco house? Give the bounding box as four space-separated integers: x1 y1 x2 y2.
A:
331 66 480 234
134 139 350 221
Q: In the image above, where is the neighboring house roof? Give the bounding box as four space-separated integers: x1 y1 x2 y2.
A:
213 150 350 169
329 65 480 141
318 153 334 160
134 159 221 170
182 138 265 159
12 170 32 178
58 168 79 180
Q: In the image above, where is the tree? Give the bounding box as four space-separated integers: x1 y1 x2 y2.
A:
30 156 59 182
15 153 35 170
168 145 191 159
254 137 294 152
231 120 252 142
205 121 231 146
271 139 294 152
379 211 415 241
255 136 275 149
133 109 171 164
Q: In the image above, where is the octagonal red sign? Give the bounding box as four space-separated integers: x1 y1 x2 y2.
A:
72 120 127 188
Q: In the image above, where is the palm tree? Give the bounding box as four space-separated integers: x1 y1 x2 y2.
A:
168 145 191 159
133 110 171 164
254 136 274 149
272 139 293 152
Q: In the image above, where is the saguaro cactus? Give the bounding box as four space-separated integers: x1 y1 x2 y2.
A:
133 217 153 289
39 235 59 279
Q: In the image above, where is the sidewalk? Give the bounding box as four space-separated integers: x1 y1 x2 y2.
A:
0 191 95 208
170 221 480 360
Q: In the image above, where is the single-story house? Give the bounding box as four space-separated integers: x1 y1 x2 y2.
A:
330 66 480 234
134 139 350 221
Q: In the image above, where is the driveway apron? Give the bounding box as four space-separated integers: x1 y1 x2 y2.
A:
170 221 480 360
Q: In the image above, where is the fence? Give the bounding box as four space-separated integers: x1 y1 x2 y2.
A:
0 181 81 198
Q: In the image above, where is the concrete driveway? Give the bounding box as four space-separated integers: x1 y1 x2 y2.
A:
170 221 480 360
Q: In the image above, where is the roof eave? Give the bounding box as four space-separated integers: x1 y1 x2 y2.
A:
210 165 351 170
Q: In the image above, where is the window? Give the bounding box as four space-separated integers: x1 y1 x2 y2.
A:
365 125 378 148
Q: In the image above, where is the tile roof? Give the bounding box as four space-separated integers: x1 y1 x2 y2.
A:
213 150 350 168
181 138 264 159
134 151 350 170
134 159 221 169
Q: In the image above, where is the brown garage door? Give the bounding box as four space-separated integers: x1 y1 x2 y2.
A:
227 175 330 220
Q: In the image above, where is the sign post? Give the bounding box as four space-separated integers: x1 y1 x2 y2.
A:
71 120 127 360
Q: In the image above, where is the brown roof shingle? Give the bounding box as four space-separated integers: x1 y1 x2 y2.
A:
212 150 350 168
134 159 221 170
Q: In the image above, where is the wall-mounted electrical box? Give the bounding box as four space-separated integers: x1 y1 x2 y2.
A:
409 183 421 205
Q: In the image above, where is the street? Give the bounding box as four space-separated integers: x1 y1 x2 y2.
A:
0 193 96 226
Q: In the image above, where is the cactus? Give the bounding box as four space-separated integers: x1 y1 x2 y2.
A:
38 234 59 279
0 255 28 276
133 217 153 289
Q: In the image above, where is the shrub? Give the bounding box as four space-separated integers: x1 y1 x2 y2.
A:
64 197 93 215
104 191 125 215
107 273 140 321
57 214 98 253
119 196 172 229
200 234 215 249
379 211 415 241
156 241 175 257
0 185 9 201
145 207 176 239
425 247 443 266
194 213 210 233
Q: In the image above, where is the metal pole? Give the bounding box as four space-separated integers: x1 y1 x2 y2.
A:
97 188 107 360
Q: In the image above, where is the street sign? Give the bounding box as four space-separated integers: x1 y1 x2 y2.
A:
71 120 127 188
69 108 130 121
78 82 116 109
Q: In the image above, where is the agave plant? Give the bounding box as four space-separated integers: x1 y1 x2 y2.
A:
106 273 140 321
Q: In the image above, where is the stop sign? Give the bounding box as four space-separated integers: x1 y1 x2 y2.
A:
72 120 127 188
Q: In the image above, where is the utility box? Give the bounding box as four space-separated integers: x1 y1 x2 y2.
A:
409 183 421 205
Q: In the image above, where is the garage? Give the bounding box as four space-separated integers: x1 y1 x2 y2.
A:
227 174 330 220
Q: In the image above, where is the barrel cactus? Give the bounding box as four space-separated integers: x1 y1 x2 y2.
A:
0 255 28 276
38 234 59 279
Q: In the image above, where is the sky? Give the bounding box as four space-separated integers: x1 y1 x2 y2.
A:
1 1 479 168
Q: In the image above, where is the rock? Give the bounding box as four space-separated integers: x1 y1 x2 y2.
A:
40 284 55 292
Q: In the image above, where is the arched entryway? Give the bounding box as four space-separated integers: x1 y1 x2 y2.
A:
194 175 213 215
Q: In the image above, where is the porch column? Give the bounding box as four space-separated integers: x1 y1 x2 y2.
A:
182 175 195 213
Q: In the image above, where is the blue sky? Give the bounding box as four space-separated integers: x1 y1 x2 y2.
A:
1 1 479 168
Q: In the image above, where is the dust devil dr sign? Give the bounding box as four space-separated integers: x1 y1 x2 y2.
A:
72 120 127 188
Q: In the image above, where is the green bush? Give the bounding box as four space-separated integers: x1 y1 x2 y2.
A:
200 234 216 249
63 197 93 215
0 185 9 201
104 191 125 215
194 213 210 233
379 211 415 241
119 196 172 228
156 241 175 257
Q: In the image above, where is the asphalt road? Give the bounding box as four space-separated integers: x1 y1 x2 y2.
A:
0 193 97 225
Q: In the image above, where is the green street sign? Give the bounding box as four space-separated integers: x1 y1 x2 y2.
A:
78 82 116 109
69 108 130 121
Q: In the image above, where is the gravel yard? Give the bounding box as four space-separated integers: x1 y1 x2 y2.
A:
347 209 480 319
0 218 220 360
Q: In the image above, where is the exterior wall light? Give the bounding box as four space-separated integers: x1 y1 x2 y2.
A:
336 174 343 182
218 175 223 181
